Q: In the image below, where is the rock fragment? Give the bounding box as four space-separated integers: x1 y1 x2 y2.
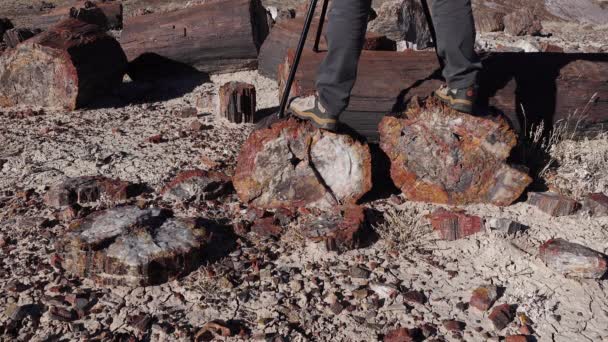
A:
486 218 526 235
429 209 484 241
583 193 608 216
368 0 433 49
527 192 579 216
370 283 399 299
379 98 531 206
469 285 499 311
55 206 210 286
505 335 529 342
45 176 131 208
233 118 372 209
403 290 426 305
488 304 514 331
219 82 256 124
474 11 506 33
384 327 417 342
442 319 465 332
504 8 542 36
161 170 232 202
539 238 608 279
300 205 368 253
251 217 283 238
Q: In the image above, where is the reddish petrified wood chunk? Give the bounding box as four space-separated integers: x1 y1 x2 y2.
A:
0 18 127 109
539 238 608 279
470 285 499 312
379 98 531 206
429 209 484 241
488 304 514 331
55 206 210 286
45 176 131 208
233 118 372 209
527 192 579 216
300 205 368 253
583 193 608 216
219 82 257 124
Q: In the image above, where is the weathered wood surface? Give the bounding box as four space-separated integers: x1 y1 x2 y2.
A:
29 0 123 31
119 0 269 74
0 18 127 110
258 15 396 79
2 28 42 48
279 49 608 142
219 82 257 124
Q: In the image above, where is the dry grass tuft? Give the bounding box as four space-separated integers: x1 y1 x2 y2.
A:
374 206 435 251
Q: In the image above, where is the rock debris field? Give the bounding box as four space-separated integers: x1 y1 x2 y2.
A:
1 0 608 341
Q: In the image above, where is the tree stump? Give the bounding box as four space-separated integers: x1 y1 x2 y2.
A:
219 82 257 124
0 18 127 109
55 206 210 286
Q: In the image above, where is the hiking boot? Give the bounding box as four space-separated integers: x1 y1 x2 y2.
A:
289 95 338 132
434 84 478 114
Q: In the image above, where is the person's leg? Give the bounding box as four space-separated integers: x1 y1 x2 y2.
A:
432 0 481 89
315 0 372 116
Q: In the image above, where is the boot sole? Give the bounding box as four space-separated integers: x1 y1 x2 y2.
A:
292 108 338 131
434 92 474 114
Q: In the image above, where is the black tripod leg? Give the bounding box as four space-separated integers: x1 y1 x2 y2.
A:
277 0 319 118
313 0 329 52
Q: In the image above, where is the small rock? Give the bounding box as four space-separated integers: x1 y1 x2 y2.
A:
429 209 484 241
352 289 369 300
488 304 513 331
442 319 465 332
146 134 164 143
45 176 131 208
129 314 153 333
49 306 77 322
541 43 565 53
384 327 416 342
519 324 533 335
539 238 608 279
469 285 499 311
486 218 526 235
403 290 426 305
419 323 437 338
251 217 283 238
370 283 399 299
583 193 608 216
505 335 529 342
329 302 344 315
300 205 368 253
349 266 371 279
161 170 232 202
527 192 579 217
504 8 542 36
177 106 198 118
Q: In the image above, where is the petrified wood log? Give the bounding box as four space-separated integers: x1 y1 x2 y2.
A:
527 192 580 216
55 206 210 286
29 0 123 31
45 176 131 208
379 99 532 206
233 118 372 209
428 209 485 240
258 15 396 79
0 18 127 109
120 0 269 74
279 49 608 141
539 239 608 279
219 82 257 124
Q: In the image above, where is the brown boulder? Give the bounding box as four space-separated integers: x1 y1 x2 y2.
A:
233 118 372 209
379 99 531 206
45 176 131 208
55 206 210 286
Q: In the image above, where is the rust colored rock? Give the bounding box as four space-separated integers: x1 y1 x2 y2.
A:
403 290 426 305
233 118 372 209
161 170 232 202
583 193 608 216
55 206 210 286
541 43 565 53
527 192 579 217
429 209 484 241
300 205 367 253
379 99 531 206
504 8 542 36
0 19 127 110
384 327 415 342
442 319 465 332
470 285 499 311
45 176 131 208
505 335 529 342
251 217 283 238
474 10 506 33
539 238 608 279
219 82 256 124
488 304 514 331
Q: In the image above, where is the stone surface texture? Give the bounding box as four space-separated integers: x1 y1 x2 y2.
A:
379 99 531 206
583 193 608 216
470 285 499 311
527 192 579 216
299 205 367 253
233 118 372 209
45 176 131 208
429 209 484 241
55 206 210 286
504 8 543 36
488 303 514 330
161 170 232 202
539 238 608 279
368 0 432 49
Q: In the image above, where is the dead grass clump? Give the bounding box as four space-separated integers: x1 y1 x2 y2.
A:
374 206 435 251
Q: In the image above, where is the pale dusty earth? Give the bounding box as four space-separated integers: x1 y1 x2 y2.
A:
1 1 608 342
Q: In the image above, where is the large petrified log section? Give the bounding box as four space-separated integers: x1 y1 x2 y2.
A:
379 98 532 206
55 206 210 286
258 15 396 79
233 118 372 209
119 0 269 74
279 49 608 141
0 18 127 109
29 0 123 31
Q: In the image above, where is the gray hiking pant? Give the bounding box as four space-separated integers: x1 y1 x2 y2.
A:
316 0 482 115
